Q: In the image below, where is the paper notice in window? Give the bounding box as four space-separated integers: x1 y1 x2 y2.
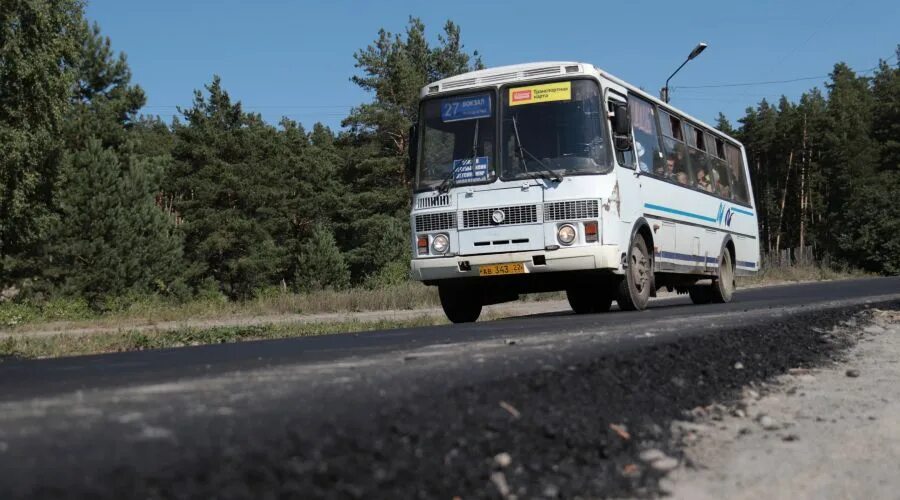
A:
509 81 571 106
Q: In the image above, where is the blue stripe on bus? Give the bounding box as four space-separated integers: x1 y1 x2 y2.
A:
643 203 717 223
656 252 758 269
656 251 718 264
732 207 755 216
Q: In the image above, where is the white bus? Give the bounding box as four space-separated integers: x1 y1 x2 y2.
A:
408 62 759 323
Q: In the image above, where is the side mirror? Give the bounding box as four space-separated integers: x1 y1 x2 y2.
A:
407 124 419 181
612 102 630 136
611 102 632 151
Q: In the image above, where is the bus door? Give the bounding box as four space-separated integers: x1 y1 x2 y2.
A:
607 90 642 227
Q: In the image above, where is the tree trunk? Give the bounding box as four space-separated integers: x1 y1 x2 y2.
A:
799 115 808 259
774 150 794 253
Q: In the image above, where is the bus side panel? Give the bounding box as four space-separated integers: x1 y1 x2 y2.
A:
640 175 758 274
737 146 761 273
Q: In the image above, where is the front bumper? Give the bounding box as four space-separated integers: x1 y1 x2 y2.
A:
410 245 621 281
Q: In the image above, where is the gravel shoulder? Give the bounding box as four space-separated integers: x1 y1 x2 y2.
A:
665 309 900 499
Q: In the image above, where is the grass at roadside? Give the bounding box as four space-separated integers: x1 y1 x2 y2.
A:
0 315 450 360
737 260 871 287
0 282 442 330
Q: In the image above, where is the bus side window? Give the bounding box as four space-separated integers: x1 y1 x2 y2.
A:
628 97 663 174
658 111 691 185
725 143 750 204
705 134 731 198
685 124 711 191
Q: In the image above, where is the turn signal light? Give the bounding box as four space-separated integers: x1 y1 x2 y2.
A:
417 235 428 255
585 221 599 243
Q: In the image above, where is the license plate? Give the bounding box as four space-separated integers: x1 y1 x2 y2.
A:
479 262 526 277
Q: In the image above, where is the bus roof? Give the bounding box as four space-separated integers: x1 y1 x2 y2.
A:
422 61 744 148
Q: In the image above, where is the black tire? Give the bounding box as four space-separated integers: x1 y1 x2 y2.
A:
438 283 482 323
688 248 735 305
616 235 652 311
566 285 613 314
710 248 735 303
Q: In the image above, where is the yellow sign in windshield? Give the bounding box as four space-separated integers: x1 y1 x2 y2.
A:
509 81 572 106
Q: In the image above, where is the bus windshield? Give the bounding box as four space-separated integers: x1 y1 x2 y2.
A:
501 79 611 180
417 92 496 190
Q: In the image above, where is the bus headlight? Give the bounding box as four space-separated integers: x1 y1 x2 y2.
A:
557 224 577 245
431 233 450 254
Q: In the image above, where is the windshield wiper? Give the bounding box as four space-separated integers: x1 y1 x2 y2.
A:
438 120 481 193
511 115 562 183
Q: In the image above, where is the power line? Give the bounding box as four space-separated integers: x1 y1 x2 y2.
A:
673 75 828 90
673 52 898 90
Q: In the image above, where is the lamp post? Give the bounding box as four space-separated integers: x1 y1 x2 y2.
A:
660 42 707 103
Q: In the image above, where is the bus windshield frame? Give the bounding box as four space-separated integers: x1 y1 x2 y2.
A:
415 88 498 192
499 77 612 181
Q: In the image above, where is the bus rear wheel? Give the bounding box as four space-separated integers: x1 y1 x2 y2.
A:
616 235 652 311
711 249 735 303
566 285 613 314
438 283 482 323
689 249 735 304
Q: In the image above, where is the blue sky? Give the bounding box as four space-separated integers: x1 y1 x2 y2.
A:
86 0 899 131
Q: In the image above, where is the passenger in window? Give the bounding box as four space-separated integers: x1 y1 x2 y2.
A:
718 183 731 198
657 154 677 179
710 169 730 197
696 167 712 192
635 141 651 173
710 169 721 192
676 172 689 185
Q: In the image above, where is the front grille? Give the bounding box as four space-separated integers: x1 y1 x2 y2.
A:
415 194 450 210
415 211 456 232
543 200 599 221
463 204 539 228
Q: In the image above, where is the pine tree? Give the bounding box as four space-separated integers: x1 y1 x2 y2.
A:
819 63 879 262
167 78 342 297
294 224 350 291
65 21 146 152
871 47 900 172
0 0 86 285
340 18 482 279
43 140 184 306
715 113 735 136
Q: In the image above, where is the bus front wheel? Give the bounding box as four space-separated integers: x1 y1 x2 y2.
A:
438 283 482 323
616 235 652 311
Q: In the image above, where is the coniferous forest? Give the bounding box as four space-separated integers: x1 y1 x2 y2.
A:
1 1 898 310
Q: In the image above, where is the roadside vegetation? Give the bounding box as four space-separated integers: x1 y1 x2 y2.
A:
738 252 871 287
0 282 440 330
0 316 450 360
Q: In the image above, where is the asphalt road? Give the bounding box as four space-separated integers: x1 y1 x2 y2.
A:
1 277 898 498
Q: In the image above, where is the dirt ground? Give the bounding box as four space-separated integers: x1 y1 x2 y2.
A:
662 309 900 499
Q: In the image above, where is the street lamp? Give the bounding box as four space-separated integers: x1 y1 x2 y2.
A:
660 42 707 103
